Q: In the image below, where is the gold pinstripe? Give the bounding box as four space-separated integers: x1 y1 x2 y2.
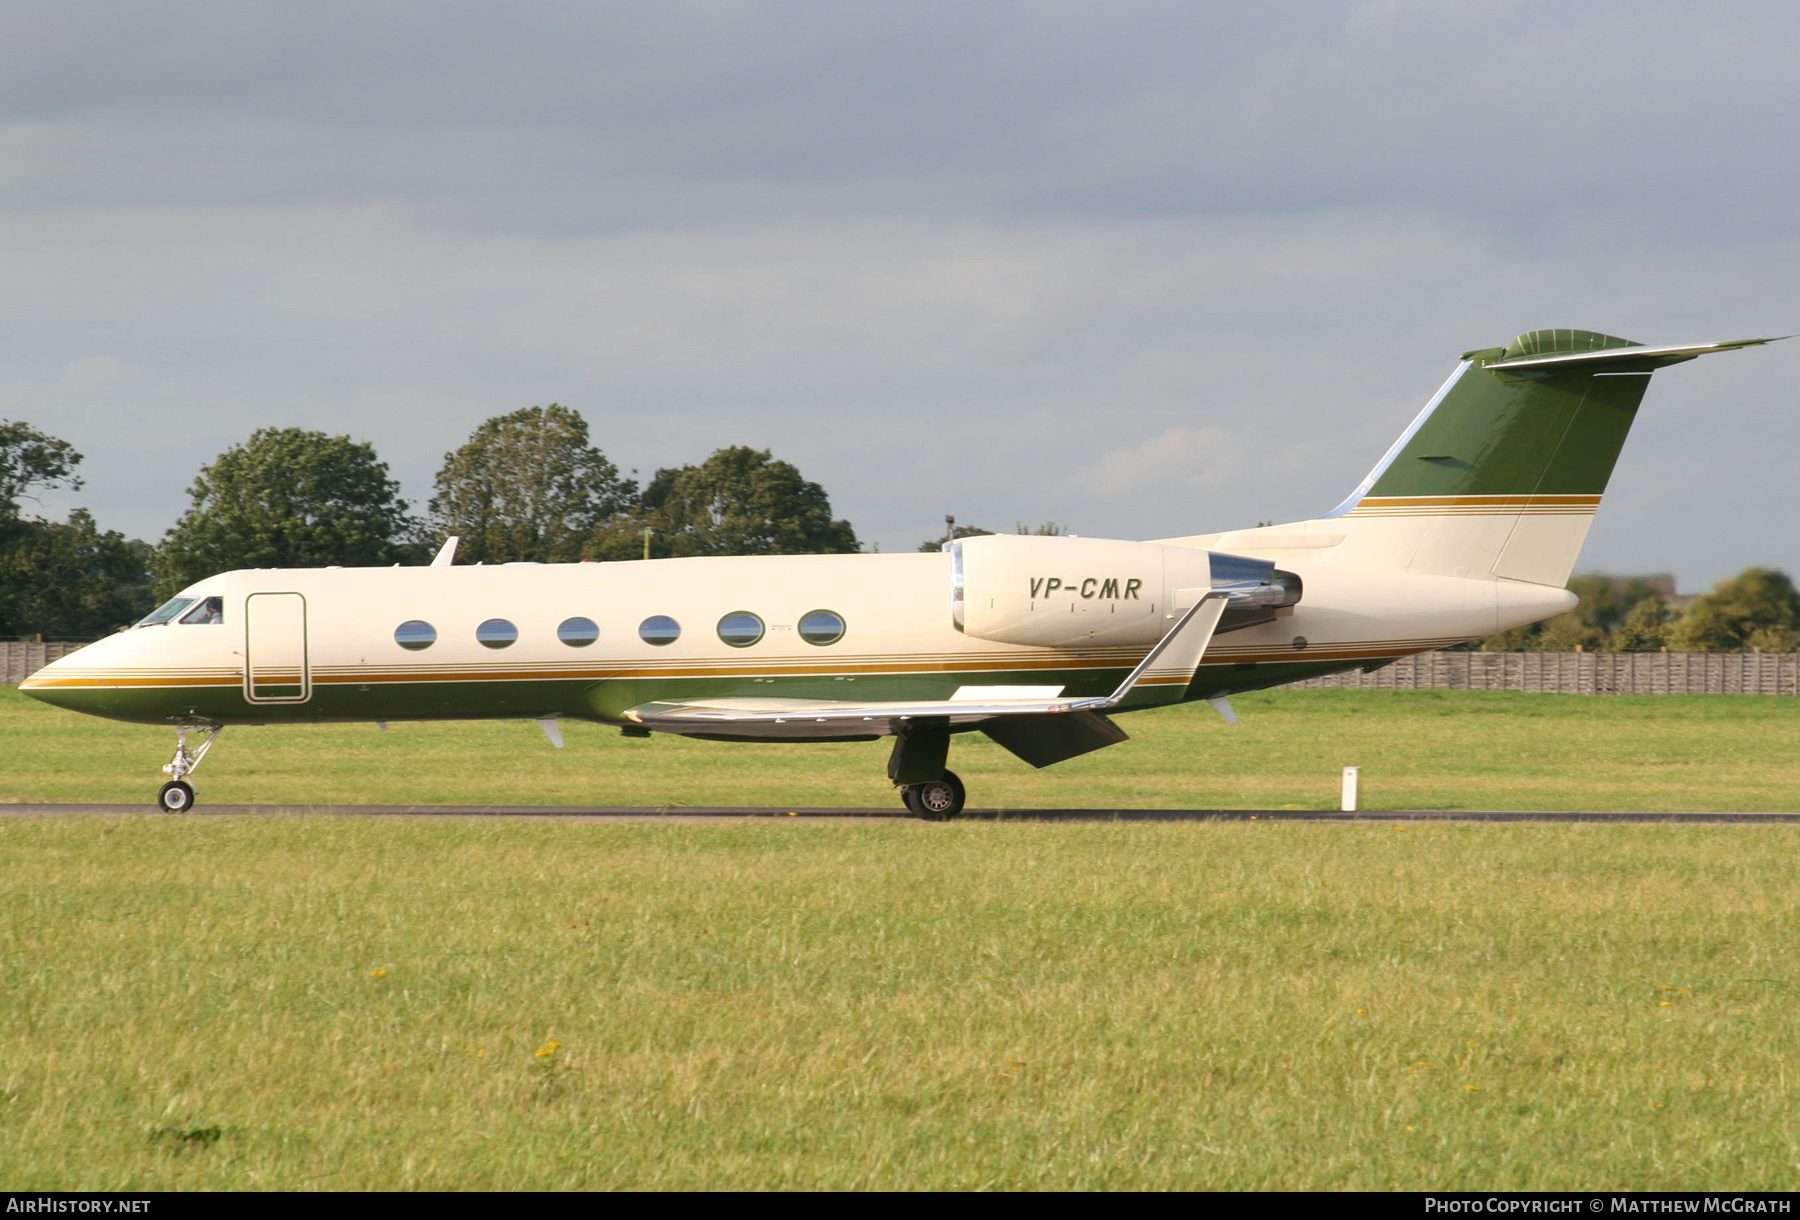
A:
1347 494 1601 518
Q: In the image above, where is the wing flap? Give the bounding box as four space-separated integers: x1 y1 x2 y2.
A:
982 710 1129 768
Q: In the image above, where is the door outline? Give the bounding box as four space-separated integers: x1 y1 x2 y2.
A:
244 592 311 704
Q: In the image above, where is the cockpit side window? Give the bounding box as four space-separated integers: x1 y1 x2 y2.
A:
137 597 196 627
178 596 225 625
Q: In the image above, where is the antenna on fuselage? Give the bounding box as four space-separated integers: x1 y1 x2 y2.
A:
431 536 460 567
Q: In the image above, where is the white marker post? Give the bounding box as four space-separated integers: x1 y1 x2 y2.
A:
1341 766 1360 812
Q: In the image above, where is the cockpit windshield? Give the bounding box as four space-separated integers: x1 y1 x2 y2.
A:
137 597 196 627
178 596 224 625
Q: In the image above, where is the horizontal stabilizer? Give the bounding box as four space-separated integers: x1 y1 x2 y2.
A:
1487 336 1787 373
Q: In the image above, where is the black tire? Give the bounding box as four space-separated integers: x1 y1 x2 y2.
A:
157 780 195 813
902 770 965 821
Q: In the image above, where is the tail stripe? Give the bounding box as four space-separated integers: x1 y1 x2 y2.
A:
1347 494 1601 518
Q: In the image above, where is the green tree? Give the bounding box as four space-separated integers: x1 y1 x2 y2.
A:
1610 594 1670 652
429 405 636 564
918 524 994 553
636 446 858 557
152 428 417 596
0 422 156 637
1669 567 1800 652
1534 612 1604 652
0 510 153 638
0 419 83 519
1565 574 1628 634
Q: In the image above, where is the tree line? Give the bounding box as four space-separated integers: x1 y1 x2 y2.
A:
0 406 857 638
3 407 1799 652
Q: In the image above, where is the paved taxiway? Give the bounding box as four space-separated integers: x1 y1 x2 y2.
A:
5 804 1800 822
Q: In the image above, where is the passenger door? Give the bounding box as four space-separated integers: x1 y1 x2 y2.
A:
244 592 311 703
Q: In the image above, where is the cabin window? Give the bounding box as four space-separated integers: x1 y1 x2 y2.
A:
638 615 681 646
716 611 764 648
137 597 195 627
476 619 518 649
178 596 224 625
558 617 600 647
395 620 437 650
798 609 846 646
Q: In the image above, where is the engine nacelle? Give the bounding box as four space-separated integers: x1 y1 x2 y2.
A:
950 534 1299 648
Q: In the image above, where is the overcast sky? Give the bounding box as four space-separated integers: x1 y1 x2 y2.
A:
3 0 1796 586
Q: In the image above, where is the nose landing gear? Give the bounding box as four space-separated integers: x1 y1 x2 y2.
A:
158 725 223 812
900 770 966 821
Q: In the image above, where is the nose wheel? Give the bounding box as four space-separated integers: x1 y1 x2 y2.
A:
157 725 222 813
901 770 966 821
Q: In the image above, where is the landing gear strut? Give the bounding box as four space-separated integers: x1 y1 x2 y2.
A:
158 725 223 812
901 770 966 821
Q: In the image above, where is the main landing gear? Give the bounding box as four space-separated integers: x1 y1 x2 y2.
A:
888 725 966 821
158 725 223 812
900 770 966 821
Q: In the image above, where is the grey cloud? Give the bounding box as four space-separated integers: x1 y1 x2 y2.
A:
6 2 1800 241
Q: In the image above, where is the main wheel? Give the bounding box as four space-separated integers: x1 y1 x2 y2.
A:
902 770 966 821
157 780 195 813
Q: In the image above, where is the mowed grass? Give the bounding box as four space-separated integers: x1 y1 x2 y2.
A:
3 684 1799 812
2 816 1798 1190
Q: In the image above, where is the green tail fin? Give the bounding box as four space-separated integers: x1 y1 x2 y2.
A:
1342 329 1650 506
1318 328 1780 584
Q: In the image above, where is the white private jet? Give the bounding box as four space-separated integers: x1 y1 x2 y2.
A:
22 328 1783 817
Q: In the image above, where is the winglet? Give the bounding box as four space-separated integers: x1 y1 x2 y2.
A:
1093 591 1232 709
431 536 460 567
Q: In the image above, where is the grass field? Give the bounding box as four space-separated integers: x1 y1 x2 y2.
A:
3 816 1798 1190
4 688 1800 1190
4 684 1800 812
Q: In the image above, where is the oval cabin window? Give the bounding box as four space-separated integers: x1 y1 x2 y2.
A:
716 611 765 648
798 609 846 646
395 620 437 651
476 619 518 649
558 617 599 647
639 615 681 646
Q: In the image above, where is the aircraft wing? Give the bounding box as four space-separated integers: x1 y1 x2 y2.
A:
621 592 1232 751
627 692 1108 737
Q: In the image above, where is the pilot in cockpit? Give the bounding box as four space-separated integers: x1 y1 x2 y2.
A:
179 596 224 625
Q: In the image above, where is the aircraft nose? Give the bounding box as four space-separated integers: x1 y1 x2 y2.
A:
18 650 105 714
19 669 81 710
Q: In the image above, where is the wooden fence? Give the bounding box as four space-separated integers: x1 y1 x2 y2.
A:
1288 651 1800 696
4 641 1800 695
2 642 89 685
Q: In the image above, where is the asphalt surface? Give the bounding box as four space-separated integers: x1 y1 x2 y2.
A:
6 803 1800 823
